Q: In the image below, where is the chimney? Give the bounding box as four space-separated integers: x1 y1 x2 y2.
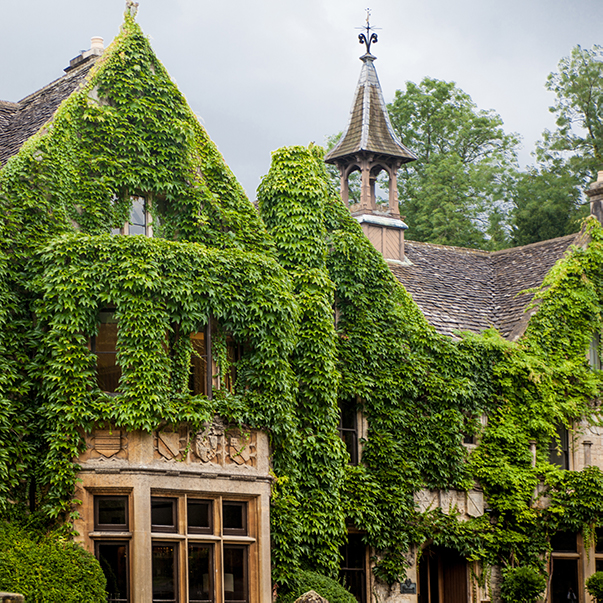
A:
586 171 603 223
64 37 104 72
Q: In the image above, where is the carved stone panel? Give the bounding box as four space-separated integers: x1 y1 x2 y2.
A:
81 428 128 461
414 489 438 513
191 417 257 469
225 428 256 468
154 426 188 462
193 418 225 465
466 490 484 517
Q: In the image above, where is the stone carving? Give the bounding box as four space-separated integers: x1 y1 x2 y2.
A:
466 489 484 517
414 488 483 518
191 417 256 468
414 489 438 513
154 426 187 461
195 418 224 463
81 428 128 461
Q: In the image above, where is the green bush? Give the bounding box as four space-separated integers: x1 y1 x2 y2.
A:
278 570 357 603
0 522 106 603
501 566 547 603
586 572 603 602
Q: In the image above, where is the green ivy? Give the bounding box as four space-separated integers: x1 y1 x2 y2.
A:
1 7 603 593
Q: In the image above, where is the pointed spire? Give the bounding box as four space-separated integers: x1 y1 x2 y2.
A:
325 53 416 163
325 13 416 224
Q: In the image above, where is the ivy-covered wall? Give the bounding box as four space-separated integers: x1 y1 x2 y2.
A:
1 8 603 595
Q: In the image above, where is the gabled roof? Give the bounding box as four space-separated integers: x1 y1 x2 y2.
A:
325 53 416 164
390 233 580 340
0 59 96 166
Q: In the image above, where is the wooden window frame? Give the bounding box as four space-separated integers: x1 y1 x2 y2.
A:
95 540 130 603
223 543 249 603
149 492 256 603
338 399 359 465
94 495 129 532
151 497 178 533
187 499 213 535
222 501 248 536
151 541 179 603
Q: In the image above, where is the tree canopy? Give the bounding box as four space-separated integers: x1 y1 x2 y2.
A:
388 77 520 249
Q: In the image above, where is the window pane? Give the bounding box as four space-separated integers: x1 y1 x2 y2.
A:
190 333 208 397
97 322 118 353
223 502 246 534
152 544 176 603
188 544 213 603
130 197 146 227
188 500 211 533
596 527 603 554
550 558 578 603
97 543 128 603
340 402 357 430
223 546 247 602
151 498 176 531
550 531 577 552
340 533 366 603
96 497 128 529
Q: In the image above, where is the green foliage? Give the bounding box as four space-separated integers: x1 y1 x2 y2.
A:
510 166 586 246
512 44 603 246
2 7 603 594
586 571 603 602
388 77 520 249
500 566 547 603
277 570 356 603
0 522 106 603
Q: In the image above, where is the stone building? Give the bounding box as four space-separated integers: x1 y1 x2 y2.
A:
2 6 603 603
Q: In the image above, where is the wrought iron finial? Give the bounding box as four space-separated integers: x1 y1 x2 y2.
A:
356 8 380 55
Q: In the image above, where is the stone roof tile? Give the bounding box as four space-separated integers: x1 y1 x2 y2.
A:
391 234 579 340
0 59 96 166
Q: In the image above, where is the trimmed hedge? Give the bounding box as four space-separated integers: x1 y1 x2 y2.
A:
586 571 603 602
278 570 357 603
500 566 547 603
0 522 106 603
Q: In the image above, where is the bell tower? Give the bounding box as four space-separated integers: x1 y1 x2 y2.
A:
325 11 417 263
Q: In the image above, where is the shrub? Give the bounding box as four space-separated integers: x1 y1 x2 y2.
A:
278 570 357 603
501 566 547 603
0 522 106 603
586 572 603 602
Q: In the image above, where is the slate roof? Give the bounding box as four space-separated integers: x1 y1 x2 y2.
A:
0 58 96 166
390 233 580 340
325 54 416 164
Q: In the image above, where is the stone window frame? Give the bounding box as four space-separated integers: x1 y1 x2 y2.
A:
150 491 258 603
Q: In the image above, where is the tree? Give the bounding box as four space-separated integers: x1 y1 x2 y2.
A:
510 165 586 247
388 77 520 249
510 45 603 246
540 44 603 184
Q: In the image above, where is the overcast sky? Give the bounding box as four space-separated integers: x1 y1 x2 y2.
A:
1 0 602 198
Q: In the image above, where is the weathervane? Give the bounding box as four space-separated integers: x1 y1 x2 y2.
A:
356 8 380 55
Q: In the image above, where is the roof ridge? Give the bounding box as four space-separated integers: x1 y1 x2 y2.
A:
405 239 490 255
16 58 97 107
491 232 579 256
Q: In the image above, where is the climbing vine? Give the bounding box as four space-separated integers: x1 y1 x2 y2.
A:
1 6 603 596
